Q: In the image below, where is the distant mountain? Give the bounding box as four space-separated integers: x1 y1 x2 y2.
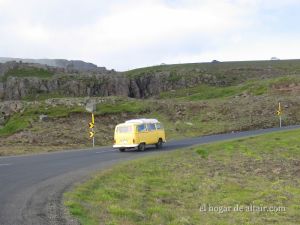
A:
0 57 107 72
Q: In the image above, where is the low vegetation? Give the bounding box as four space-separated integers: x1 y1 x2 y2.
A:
1 84 300 156
0 60 300 156
96 100 150 115
0 104 85 137
22 92 66 101
125 60 300 81
159 75 300 101
65 128 300 225
0 113 32 136
1 67 54 81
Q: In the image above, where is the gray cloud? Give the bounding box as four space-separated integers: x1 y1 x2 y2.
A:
0 0 299 70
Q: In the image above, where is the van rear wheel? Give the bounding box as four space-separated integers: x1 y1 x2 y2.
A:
156 139 163 149
119 148 125 152
138 143 145 151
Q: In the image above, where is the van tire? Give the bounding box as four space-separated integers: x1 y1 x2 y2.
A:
156 139 163 149
119 148 125 152
138 143 146 151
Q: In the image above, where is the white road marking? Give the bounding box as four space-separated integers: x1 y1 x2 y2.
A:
0 163 12 166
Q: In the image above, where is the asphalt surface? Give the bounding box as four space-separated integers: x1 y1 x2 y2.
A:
0 125 299 225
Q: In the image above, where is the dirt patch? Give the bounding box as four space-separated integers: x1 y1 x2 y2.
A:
272 83 300 92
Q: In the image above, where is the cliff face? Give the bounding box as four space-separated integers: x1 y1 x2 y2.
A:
0 73 212 100
128 72 218 98
0 62 218 100
1 59 296 100
7 77 223 101
1 74 131 100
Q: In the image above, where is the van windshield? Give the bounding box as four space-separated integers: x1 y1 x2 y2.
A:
117 126 133 133
137 124 147 132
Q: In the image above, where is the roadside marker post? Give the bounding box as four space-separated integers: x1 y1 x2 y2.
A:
89 131 95 138
86 102 97 148
89 122 94 129
91 113 95 147
279 114 282 128
277 102 282 128
88 113 95 147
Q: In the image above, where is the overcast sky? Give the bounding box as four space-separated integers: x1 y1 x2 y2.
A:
1 0 300 71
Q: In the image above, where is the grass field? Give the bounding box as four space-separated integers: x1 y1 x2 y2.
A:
1 66 54 81
65 128 300 225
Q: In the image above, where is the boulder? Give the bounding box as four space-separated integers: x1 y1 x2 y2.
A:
39 114 49 122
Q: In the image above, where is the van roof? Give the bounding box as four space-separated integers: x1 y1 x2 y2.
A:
125 118 159 124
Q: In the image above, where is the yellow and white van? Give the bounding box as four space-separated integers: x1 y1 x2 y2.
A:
113 118 166 152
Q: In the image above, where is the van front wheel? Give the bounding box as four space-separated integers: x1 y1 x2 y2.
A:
119 148 125 152
138 143 145 151
156 139 163 149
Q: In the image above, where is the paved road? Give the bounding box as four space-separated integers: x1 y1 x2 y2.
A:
0 125 299 225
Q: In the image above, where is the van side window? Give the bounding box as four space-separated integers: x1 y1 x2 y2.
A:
147 123 156 131
137 124 147 132
117 126 133 133
155 123 163 130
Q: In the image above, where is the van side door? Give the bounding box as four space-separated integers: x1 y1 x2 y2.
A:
137 123 148 144
146 123 157 144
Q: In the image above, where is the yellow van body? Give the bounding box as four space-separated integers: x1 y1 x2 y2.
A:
113 119 166 151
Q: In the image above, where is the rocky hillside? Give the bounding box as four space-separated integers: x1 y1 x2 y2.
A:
0 57 107 72
1 59 300 100
0 58 299 155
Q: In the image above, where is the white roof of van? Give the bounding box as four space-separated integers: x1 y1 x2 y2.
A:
125 118 159 124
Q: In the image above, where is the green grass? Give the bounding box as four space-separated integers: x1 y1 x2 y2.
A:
0 98 149 138
270 75 300 87
0 104 85 137
22 92 66 101
159 75 300 101
65 128 300 225
1 67 54 81
0 97 151 138
125 59 300 79
0 114 31 136
96 99 150 115
24 104 85 118
160 84 251 100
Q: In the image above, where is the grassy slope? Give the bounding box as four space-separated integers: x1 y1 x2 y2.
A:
0 103 85 136
1 67 54 81
125 60 300 82
158 75 300 100
0 77 300 156
0 60 300 156
65 128 300 225
0 97 153 155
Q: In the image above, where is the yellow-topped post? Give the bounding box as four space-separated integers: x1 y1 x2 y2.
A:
277 102 282 128
91 113 95 147
86 102 96 148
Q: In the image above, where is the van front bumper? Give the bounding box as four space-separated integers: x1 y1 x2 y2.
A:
113 144 139 148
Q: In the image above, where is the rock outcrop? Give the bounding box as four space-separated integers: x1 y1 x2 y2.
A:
0 73 213 100
1 59 295 100
1 74 130 100
0 57 108 72
128 72 219 98
0 61 219 100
